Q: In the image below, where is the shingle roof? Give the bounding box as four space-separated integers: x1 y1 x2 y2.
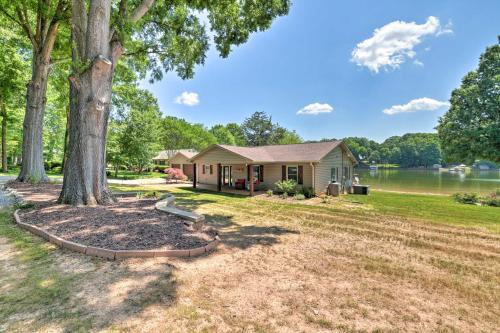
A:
193 141 357 163
153 149 198 160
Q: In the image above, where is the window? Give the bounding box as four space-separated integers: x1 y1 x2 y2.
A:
158 160 165 165
344 166 350 180
331 167 338 182
204 164 210 174
253 165 260 182
287 166 298 182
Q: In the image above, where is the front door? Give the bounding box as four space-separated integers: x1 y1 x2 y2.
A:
223 166 232 186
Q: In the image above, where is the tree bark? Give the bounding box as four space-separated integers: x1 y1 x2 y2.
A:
59 0 151 205
58 56 116 205
1 102 7 172
17 52 51 182
61 104 70 172
59 0 116 205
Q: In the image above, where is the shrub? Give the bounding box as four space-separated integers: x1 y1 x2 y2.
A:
453 193 480 205
153 165 168 172
295 193 306 200
480 191 499 207
299 186 315 198
282 192 288 199
274 179 297 194
453 191 499 207
51 166 62 174
266 189 273 197
164 167 187 182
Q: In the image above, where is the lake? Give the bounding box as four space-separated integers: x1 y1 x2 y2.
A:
355 168 500 195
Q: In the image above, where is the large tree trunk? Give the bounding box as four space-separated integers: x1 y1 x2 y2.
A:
58 58 116 205
2 113 7 173
17 53 50 182
1 102 7 172
59 0 118 205
60 105 70 172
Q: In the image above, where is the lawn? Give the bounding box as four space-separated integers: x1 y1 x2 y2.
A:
107 170 166 180
1 185 499 332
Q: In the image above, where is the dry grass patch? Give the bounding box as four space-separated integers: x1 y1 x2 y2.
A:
0 185 499 332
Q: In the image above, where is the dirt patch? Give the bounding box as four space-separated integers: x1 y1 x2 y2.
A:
8 182 216 250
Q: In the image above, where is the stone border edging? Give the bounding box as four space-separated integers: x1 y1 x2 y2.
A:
11 190 219 260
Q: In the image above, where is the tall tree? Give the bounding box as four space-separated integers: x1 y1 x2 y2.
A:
0 0 70 182
162 117 216 151
0 36 29 172
437 37 500 163
241 111 275 146
210 124 236 145
226 123 246 146
60 0 290 205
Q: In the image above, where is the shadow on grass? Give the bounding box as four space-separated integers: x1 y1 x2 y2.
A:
0 207 178 332
204 213 298 250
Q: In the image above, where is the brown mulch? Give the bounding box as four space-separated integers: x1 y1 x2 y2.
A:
8 181 217 250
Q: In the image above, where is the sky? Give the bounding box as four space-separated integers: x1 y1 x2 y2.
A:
141 0 500 143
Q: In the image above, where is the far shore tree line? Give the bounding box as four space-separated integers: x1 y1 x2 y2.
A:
0 0 497 207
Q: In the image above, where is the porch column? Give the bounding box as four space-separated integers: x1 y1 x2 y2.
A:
193 163 197 188
217 163 222 192
249 164 254 196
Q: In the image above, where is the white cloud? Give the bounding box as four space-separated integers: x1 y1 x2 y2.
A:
383 97 449 115
297 103 333 115
413 59 424 67
175 92 199 106
351 16 452 73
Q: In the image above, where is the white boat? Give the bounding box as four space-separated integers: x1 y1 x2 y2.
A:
369 165 378 171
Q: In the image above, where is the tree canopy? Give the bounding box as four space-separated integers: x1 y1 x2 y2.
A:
437 37 500 163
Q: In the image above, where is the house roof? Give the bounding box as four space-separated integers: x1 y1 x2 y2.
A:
153 149 197 160
192 141 357 164
172 150 198 159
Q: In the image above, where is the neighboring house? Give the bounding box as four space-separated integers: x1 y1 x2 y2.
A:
190 141 357 195
169 150 198 179
153 149 196 166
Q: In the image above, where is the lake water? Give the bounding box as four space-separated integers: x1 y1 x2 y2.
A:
355 169 500 195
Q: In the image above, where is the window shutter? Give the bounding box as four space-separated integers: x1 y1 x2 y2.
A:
247 165 251 181
259 165 264 182
202 164 205 174
210 165 213 174
281 165 286 181
298 165 303 185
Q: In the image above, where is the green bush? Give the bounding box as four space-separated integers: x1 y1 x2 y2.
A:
282 192 288 199
480 191 499 207
299 186 315 198
266 189 273 197
453 191 499 207
295 193 306 200
154 165 168 172
453 193 480 205
274 180 297 194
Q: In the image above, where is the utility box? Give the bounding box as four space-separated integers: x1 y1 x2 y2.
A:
353 185 370 195
328 183 341 196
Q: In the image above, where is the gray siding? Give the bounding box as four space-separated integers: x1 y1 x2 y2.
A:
314 146 354 195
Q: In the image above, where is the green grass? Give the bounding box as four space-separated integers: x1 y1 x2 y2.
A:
345 190 500 233
107 170 166 180
0 208 91 331
110 184 500 234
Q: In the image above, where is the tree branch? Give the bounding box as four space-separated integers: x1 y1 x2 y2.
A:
130 0 155 23
14 6 38 49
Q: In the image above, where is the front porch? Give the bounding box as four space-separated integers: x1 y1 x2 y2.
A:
195 183 264 196
193 163 265 196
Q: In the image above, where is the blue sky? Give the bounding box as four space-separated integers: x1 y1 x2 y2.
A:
141 0 500 143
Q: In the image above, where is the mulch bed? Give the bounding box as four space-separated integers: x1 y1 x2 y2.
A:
8 181 217 250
